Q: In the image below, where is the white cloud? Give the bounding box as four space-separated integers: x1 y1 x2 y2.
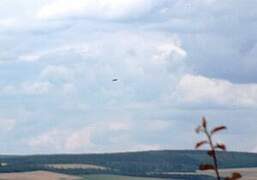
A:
175 74 257 107
153 42 187 64
0 82 52 95
21 82 52 95
0 118 16 132
1 0 256 154
37 0 163 20
145 120 171 132
18 43 93 63
128 144 162 152
28 126 162 153
253 145 257 153
107 120 131 131
0 18 16 28
18 53 42 62
27 119 131 153
64 127 94 151
16 30 186 102
28 129 66 151
27 127 93 153
40 65 74 81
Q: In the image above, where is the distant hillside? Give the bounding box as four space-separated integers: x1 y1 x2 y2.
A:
0 150 257 178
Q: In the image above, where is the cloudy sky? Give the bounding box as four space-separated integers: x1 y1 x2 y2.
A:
0 0 256 154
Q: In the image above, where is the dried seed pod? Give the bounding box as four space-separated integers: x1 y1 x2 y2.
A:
215 143 226 151
211 126 227 135
202 117 207 128
199 164 215 171
195 140 208 149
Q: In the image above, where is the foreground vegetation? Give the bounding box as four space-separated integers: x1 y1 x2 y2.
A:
195 117 242 180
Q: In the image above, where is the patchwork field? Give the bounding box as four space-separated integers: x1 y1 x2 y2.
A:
0 169 257 180
83 175 171 180
0 171 81 180
199 167 257 180
0 172 173 180
47 164 107 170
84 169 257 180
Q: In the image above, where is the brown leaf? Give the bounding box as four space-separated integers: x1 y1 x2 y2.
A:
199 164 215 171
207 150 215 157
224 172 242 180
211 126 227 135
195 140 208 149
202 117 207 128
224 177 232 180
231 172 242 179
215 143 226 151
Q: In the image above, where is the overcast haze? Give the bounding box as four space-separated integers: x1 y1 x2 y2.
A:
0 0 257 154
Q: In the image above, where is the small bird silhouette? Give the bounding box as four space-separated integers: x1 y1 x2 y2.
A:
112 79 118 82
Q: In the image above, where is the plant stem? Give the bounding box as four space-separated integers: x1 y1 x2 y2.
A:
204 128 221 180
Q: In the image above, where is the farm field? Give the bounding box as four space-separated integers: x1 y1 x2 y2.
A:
84 169 257 180
83 175 172 180
47 163 107 170
0 168 256 180
199 167 257 180
0 171 81 180
0 172 174 180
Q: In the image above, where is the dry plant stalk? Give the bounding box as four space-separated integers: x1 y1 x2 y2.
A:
195 117 242 180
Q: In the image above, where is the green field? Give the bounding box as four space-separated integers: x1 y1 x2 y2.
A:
84 175 171 180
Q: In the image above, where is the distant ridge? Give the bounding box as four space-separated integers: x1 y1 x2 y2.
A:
0 150 256 177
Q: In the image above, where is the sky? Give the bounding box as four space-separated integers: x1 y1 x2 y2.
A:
0 0 256 154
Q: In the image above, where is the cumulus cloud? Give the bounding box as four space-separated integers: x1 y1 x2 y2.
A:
37 0 164 20
21 82 52 95
0 82 53 95
40 65 75 82
0 18 17 28
28 119 130 153
15 31 186 103
144 120 171 132
0 0 257 153
128 144 162 151
175 74 257 108
107 120 131 131
64 127 94 151
0 118 16 132
153 42 187 65
18 44 91 63
18 53 42 62
27 117 174 153
28 129 66 152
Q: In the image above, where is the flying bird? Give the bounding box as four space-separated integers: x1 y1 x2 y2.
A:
112 79 118 82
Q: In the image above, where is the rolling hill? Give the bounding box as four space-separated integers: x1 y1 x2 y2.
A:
0 150 256 179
